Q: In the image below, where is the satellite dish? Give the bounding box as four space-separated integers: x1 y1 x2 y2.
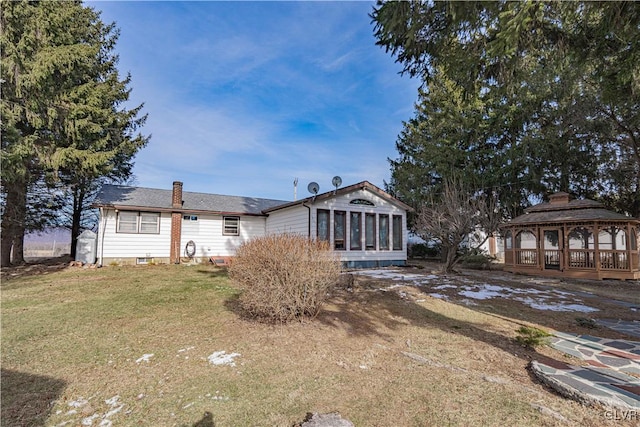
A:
332 176 342 188
307 182 320 195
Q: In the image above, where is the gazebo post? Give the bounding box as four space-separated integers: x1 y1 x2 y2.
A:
537 225 543 272
562 224 569 273
594 222 601 277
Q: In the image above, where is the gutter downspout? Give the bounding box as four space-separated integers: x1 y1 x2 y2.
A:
98 207 106 267
303 203 311 237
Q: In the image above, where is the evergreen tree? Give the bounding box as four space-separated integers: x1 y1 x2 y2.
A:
1 1 148 265
372 1 640 216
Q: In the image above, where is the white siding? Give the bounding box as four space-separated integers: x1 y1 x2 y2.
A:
268 188 408 263
266 205 309 235
97 209 269 263
180 214 267 258
97 209 171 261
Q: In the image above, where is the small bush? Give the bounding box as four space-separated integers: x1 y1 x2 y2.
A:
575 317 598 329
460 250 494 270
515 326 551 348
228 234 342 323
408 243 440 259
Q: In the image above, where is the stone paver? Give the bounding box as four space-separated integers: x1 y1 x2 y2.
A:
596 319 640 339
532 332 640 410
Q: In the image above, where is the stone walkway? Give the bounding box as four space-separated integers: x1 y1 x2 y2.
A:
596 319 640 339
531 328 640 409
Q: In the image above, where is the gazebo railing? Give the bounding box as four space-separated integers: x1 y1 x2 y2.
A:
515 249 537 266
599 250 629 270
568 250 596 268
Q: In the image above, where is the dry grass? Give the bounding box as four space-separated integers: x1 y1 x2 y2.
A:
1 260 638 427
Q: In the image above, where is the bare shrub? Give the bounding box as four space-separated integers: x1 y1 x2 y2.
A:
228 234 342 323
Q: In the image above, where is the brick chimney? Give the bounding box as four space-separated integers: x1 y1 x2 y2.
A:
170 181 183 264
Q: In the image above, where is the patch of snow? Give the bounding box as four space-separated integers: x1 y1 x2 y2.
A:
81 414 100 426
208 351 241 367
432 284 457 290
68 398 88 408
178 346 195 353
458 286 507 300
211 395 229 401
104 396 120 407
515 297 598 312
428 293 449 300
135 354 154 364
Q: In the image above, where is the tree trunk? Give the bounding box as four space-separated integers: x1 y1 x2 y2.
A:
1 229 14 267
1 179 27 266
69 186 84 258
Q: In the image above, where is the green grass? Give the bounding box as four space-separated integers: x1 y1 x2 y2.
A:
1 263 631 427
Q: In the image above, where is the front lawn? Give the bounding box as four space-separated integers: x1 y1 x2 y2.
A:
1 263 634 426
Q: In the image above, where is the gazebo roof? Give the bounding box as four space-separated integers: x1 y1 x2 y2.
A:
508 192 638 225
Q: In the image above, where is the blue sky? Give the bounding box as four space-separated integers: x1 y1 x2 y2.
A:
91 1 419 201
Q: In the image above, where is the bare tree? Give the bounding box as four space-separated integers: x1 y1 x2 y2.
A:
413 178 502 273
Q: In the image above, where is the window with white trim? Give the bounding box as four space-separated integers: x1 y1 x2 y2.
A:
334 211 346 250
392 215 403 250
317 209 330 241
117 211 160 234
223 216 240 236
350 211 362 250
379 214 389 250
365 213 376 250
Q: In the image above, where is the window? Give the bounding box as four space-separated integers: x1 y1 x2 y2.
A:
365 213 376 250
379 214 389 250
140 213 160 234
350 212 362 250
117 211 159 234
334 211 346 250
223 216 240 236
117 211 138 233
317 209 330 241
392 215 403 250
183 215 198 221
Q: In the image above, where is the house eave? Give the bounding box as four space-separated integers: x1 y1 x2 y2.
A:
93 203 268 217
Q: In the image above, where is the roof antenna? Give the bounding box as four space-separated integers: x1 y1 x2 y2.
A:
293 177 298 201
307 182 319 203
332 176 342 194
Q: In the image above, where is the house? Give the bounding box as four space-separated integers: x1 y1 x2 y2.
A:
93 180 412 268
502 192 640 280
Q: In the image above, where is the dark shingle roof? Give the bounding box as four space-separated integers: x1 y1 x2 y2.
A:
507 193 638 225
94 184 289 215
509 208 635 225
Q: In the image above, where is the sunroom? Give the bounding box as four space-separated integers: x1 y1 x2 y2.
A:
503 192 640 281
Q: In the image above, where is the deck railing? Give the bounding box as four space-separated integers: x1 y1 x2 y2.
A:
568 250 596 268
599 251 629 270
515 249 537 266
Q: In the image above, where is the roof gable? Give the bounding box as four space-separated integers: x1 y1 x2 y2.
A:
263 181 413 213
